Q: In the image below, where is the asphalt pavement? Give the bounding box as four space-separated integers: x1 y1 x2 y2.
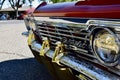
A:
0 20 53 80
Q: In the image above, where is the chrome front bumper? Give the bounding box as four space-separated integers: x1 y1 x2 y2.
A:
30 40 120 80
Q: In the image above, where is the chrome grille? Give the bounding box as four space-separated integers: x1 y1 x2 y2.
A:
35 21 92 54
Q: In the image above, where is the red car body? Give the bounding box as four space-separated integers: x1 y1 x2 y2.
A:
34 0 120 19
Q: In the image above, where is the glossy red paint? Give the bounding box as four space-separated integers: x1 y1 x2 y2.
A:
34 0 120 19
25 8 35 14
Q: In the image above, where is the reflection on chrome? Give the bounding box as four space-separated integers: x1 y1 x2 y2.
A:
93 30 119 64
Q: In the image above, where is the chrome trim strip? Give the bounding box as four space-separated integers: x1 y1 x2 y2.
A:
34 17 120 27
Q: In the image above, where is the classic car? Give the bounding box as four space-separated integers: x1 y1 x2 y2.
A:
24 0 120 80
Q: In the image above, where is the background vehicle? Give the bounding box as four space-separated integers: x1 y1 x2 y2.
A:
0 13 7 20
24 0 120 80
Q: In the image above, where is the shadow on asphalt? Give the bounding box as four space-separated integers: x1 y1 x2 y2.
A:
0 58 53 80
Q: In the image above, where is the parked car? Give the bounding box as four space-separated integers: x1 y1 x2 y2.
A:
24 0 120 80
0 13 7 20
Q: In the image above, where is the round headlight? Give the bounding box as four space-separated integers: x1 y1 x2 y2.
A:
93 29 120 66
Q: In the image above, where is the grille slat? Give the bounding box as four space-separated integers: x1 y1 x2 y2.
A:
38 28 89 41
38 26 88 35
40 33 62 40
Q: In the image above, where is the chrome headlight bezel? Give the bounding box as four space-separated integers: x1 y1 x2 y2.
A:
92 28 120 66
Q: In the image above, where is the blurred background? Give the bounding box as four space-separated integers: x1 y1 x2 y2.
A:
0 0 79 20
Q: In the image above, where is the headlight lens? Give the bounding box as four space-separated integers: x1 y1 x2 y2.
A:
93 30 120 66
